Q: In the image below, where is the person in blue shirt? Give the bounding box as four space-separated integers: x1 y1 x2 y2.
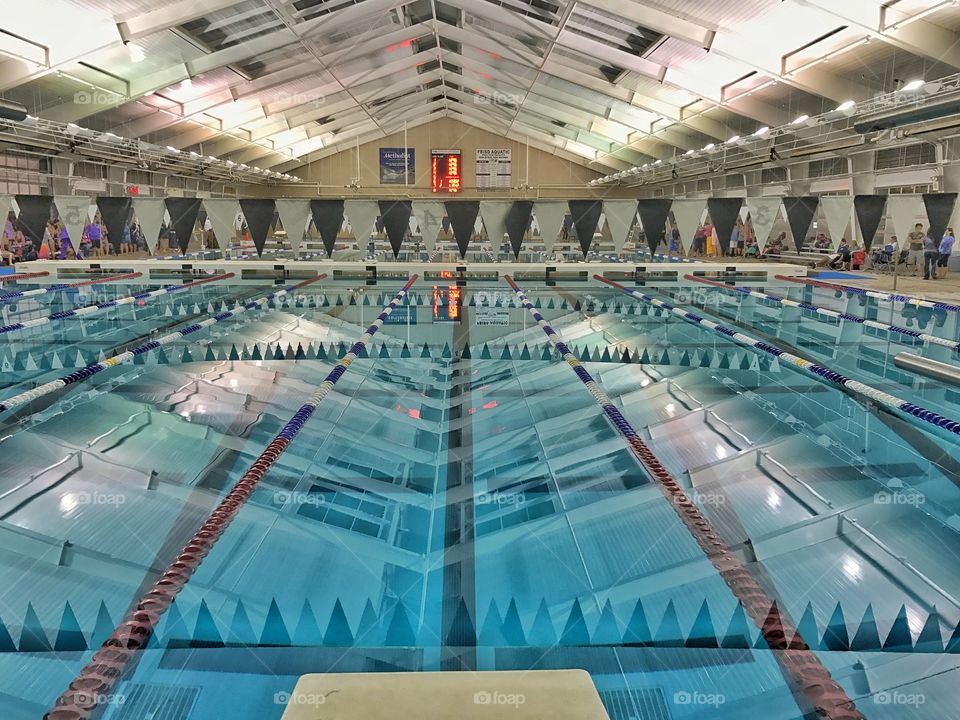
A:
938 227 955 279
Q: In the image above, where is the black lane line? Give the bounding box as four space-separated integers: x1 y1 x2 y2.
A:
441 301 477 671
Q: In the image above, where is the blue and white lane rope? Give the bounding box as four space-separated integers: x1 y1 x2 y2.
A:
0 272 143 303
0 273 233 336
595 275 960 437
687 274 960 353
0 273 328 415
776 273 960 312
503 275 864 720
44 275 419 720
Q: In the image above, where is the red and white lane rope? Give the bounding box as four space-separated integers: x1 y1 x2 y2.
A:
775 273 960 312
597 275 960 438
687 274 960 353
0 270 51 283
505 274 864 720
43 275 418 720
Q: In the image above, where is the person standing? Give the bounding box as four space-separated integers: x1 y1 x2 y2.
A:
922 232 939 280
908 223 925 275
938 227 955 279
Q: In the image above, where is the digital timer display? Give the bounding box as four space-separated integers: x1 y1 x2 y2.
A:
431 150 462 193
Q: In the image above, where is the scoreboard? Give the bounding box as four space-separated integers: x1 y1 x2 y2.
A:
431 149 462 193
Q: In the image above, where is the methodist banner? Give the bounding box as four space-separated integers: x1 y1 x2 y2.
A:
14 195 52 244
820 196 854 250
745 197 782 252
853 195 886 251
479 200 512 250
412 201 446 254
888 195 923 250
130 197 166 254
568 200 603 257
505 201 534 259
923 193 958 243
671 199 706 252
379 148 415 185
783 197 819 253
445 201 480 258
476 149 511 191
533 201 567 254
238 199 275 257
203 199 240 251
97 197 132 254
707 198 743 255
637 199 672 255
55 195 94 254
378 200 412 257
308 199 344 257
603 200 638 253
344 200 379 244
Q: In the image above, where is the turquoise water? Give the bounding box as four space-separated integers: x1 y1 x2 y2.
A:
0 273 959 719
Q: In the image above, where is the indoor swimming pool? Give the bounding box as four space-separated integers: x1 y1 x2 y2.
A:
1 268 959 720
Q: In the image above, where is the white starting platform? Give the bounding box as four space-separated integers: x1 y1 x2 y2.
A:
10 259 808 285
278 670 610 720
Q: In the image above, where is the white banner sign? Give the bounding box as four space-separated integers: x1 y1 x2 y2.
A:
476 149 512 191
475 307 511 326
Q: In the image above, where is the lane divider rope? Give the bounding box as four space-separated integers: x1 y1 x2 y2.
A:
0 271 50 282
504 274 864 720
0 274 327 415
595 275 960 437
0 273 233 336
775 273 960 312
43 275 417 720
0 272 143 303
686 274 960 353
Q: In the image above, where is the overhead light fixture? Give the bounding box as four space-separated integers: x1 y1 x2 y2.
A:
207 155 217 162
836 100 856 112
753 126 770 137
726 135 741 145
703 143 715 151
900 79 924 92
189 150 200 157
225 160 235 166
684 149 695 156
654 159 662 165
166 145 180 153
180 78 193 91
792 115 809 125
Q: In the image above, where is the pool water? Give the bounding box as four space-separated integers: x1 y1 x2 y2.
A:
0 273 959 720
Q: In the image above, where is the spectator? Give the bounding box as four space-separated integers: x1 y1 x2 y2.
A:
938 227 954 279
829 239 851 270
922 232 939 280
729 219 742 257
908 222 925 274
692 224 706 256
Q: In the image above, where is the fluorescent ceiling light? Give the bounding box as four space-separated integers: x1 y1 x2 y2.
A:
792 115 809 124
753 126 770 136
726 135 741 144
703 143 715 151
900 80 924 92
837 100 856 111
165 145 180 153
